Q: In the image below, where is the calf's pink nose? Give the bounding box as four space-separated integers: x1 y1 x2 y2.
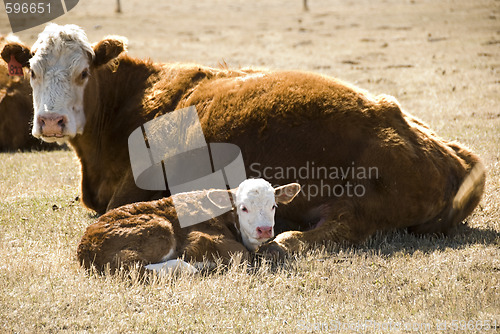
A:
39 114 67 136
256 226 273 239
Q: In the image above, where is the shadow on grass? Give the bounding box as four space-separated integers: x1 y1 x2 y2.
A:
251 222 500 274
0 143 69 153
358 223 500 257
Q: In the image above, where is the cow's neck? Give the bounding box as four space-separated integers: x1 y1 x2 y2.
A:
67 56 220 213
69 57 160 213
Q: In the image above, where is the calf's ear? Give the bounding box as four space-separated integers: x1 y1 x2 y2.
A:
275 183 301 204
1 42 32 67
207 189 233 209
92 36 127 67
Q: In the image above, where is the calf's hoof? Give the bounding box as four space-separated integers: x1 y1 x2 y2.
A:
256 241 289 261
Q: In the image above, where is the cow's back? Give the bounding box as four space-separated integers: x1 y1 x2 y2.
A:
175 70 483 234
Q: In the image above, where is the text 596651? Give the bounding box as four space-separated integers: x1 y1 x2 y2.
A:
5 2 51 14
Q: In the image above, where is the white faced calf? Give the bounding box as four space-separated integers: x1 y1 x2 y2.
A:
77 179 301 274
208 178 300 251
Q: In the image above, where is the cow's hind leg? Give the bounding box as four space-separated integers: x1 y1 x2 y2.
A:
408 160 485 235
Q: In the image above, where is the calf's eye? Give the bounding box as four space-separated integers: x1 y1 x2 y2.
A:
241 206 248 213
30 70 36 79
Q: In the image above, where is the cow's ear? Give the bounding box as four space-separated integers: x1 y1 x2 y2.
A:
1 42 32 67
275 183 301 204
0 88 7 104
92 36 127 67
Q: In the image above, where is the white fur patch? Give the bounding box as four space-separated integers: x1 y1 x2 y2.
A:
145 259 198 275
235 179 277 251
160 244 176 262
29 24 93 141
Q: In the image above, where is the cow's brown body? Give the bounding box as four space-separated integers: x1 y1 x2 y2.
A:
1 35 485 255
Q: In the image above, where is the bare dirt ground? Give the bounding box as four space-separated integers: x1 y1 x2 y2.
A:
0 0 499 333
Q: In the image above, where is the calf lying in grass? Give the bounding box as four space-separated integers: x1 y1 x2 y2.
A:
77 179 301 274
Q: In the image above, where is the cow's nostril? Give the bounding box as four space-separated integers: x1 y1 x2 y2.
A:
38 114 67 136
57 117 66 128
257 226 273 238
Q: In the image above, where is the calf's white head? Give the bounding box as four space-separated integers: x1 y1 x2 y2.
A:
208 179 301 251
0 23 126 143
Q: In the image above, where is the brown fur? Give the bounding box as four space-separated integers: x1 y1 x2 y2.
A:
0 36 58 152
2 36 486 256
77 190 245 273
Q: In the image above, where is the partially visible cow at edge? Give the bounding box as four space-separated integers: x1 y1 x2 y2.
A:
0 35 58 152
1 24 485 258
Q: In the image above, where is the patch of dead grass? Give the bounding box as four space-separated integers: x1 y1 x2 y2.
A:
0 150 498 333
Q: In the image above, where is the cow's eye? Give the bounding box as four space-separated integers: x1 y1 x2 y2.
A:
241 206 248 213
30 70 36 79
272 204 277 210
81 69 89 80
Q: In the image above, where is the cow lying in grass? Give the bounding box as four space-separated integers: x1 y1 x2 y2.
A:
1 24 485 259
77 179 301 274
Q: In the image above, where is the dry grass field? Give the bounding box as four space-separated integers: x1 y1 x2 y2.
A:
1 0 499 333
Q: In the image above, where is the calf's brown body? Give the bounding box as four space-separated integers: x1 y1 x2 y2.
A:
77 190 245 273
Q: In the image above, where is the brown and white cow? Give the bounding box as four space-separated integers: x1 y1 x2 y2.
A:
77 179 301 274
0 34 58 151
1 24 485 257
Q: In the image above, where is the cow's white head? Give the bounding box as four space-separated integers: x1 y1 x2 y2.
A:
208 179 301 251
0 24 126 143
